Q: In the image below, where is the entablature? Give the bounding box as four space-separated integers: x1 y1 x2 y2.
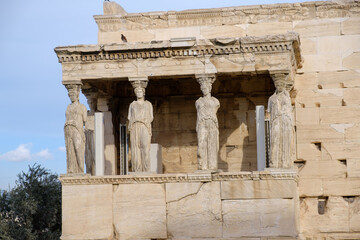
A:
54 32 302 85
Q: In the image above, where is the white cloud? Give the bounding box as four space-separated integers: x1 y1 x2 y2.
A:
0 144 32 162
58 146 66 152
0 143 53 162
34 149 53 160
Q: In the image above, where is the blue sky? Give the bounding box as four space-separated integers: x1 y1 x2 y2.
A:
0 0 315 189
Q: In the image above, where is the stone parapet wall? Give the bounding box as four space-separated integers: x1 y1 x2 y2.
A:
60 171 299 240
95 1 359 30
95 1 360 44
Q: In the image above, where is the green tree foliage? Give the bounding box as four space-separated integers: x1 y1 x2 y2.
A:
0 164 61 240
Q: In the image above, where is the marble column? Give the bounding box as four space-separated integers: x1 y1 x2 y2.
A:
82 87 98 175
97 94 117 175
267 73 295 169
195 74 220 171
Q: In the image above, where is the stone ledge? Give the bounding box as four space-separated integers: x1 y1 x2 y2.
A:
59 170 297 185
54 32 301 69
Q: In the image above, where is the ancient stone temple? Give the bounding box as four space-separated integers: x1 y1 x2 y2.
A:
55 0 360 239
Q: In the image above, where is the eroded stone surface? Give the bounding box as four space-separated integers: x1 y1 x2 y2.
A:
268 74 295 169
113 183 167 240
166 181 222 238
64 84 87 174
57 0 360 239
222 199 297 237
221 180 296 199
62 184 113 239
300 197 350 234
195 74 220 171
128 79 154 173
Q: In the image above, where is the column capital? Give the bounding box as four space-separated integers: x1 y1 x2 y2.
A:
62 80 82 86
270 72 293 92
128 76 148 89
195 73 216 86
81 84 98 98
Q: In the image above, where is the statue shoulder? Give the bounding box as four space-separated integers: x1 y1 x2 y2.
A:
145 100 153 106
129 101 136 108
81 104 87 112
195 97 203 106
268 93 277 102
212 97 220 105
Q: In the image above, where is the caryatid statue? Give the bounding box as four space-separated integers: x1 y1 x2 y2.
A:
82 89 97 175
195 74 220 171
267 73 295 169
64 84 87 174
128 79 154 172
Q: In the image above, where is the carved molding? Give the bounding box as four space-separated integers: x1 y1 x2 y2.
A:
55 33 302 69
94 1 359 30
59 171 297 185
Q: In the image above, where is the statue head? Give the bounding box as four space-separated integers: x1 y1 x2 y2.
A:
196 74 215 97
130 79 148 100
272 74 288 93
134 87 145 99
275 81 286 93
65 84 80 103
200 82 212 96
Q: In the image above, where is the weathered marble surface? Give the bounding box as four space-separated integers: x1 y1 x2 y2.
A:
64 84 87 174
62 184 113 239
85 95 96 175
113 183 167 240
223 199 297 237
195 74 220 171
56 0 360 238
128 79 154 172
221 179 296 199
268 74 295 169
60 173 298 240
166 182 222 238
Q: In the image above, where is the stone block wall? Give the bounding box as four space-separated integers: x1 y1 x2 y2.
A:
60 172 298 240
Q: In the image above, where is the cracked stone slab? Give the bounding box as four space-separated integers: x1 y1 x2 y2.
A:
166 181 222 238
166 182 202 203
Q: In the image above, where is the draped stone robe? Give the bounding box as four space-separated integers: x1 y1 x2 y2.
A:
64 102 87 173
128 100 153 172
267 90 294 169
195 96 220 170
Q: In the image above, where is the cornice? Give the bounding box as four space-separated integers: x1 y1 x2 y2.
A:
94 1 359 30
59 170 297 185
54 32 302 69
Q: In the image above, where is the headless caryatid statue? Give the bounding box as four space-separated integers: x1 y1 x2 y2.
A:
128 80 153 172
267 74 295 169
85 95 96 175
64 84 87 174
195 74 220 171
